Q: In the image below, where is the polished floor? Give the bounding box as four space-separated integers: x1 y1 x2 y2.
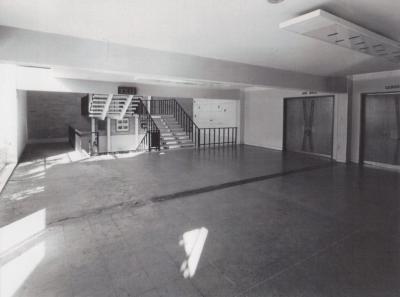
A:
1 143 400 297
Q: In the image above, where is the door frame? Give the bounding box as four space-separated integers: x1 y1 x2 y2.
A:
283 95 335 159
359 91 400 166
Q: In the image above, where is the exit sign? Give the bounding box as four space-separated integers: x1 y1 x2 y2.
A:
118 86 137 94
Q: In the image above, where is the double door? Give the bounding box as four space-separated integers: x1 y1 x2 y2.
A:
362 93 400 167
284 96 334 157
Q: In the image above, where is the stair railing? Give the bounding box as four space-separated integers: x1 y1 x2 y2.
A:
148 99 239 148
137 98 160 151
148 99 201 147
197 127 238 148
172 99 200 147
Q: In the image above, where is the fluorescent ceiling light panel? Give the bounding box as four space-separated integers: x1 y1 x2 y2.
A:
280 9 400 63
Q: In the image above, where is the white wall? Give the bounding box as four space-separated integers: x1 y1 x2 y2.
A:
0 65 15 165
349 69 400 163
16 90 28 159
1 25 345 93
16 67 240 100
243 88 348 162
243 90 284 150
98 135 144 153
0 64 28 164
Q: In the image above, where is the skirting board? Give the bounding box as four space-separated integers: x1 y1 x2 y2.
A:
244 143 283 151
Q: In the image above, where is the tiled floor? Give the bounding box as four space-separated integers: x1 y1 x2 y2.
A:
1 143 400 297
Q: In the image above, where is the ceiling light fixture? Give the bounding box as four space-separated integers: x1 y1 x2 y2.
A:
280 9 400 63
268 0 285 3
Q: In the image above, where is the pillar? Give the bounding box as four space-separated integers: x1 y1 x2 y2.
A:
107 117 111 153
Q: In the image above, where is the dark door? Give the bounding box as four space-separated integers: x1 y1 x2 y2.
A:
362 93 400 166
284 96 334 157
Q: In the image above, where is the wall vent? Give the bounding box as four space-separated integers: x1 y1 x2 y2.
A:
280 9 400 63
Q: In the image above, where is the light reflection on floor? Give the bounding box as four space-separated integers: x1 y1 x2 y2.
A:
180 227 208 278
0 209 46 254
0 242 45 297
0 209 47 297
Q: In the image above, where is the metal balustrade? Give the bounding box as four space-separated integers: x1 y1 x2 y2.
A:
146 99 238 148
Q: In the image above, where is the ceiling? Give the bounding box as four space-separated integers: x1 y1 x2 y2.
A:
0 0 399 77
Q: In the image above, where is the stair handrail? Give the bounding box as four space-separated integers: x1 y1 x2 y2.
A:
137 98 160 151
171 99 200 147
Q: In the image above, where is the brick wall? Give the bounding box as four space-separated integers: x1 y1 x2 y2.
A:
27 91 90 141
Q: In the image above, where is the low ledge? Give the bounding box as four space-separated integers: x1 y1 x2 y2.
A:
0 163 17 194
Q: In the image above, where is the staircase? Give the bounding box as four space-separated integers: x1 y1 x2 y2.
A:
152 115 194 149
88 94 141 120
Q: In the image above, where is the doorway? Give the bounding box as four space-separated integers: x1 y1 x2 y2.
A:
283 96 334 158
361 92 400 168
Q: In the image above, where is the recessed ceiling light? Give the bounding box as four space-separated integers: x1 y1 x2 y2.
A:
268 0 284 3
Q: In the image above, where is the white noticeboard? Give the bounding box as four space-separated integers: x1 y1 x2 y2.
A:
193 99 237 128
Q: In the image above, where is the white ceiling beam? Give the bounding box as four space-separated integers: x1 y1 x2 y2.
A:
0 26 346 93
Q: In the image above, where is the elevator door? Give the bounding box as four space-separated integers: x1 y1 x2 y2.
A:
284 96 334 157
363 93 400 166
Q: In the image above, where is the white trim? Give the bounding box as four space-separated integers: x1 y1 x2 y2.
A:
352 69 400 81
119 95 133 120
101 94 113 120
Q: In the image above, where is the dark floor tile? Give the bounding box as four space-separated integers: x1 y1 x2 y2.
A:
191 264 237 297
157 278 202 297
239 231 400 297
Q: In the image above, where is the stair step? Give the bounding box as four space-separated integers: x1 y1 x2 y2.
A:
162 118 178 122
163 122 179 127
180 143 194 147
163 138 193 145
163 121 179 125
161 135 190 141
162 144 181 149
164 140 179 145
162 143 194 150
162 136 176 141
173 132 187 136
